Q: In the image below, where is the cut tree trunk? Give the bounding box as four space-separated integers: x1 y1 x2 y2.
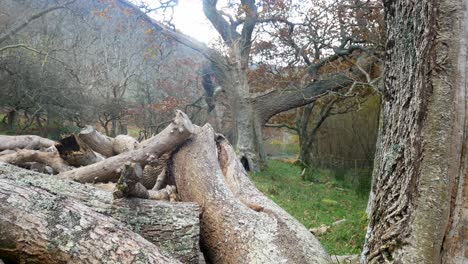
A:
0 135 55 151
78 125 115 157
172 124 331 263
0 149 71 173
0 179 180 264
60 110 194 183
362 0 468 263
56 134 104 166
0 162 201 263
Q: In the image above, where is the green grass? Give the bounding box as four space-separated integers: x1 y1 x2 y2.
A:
250 160 369 255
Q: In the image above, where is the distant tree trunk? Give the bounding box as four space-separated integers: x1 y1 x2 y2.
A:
297 104 315 168
6 110 18 131
362 0 467 263
118 120 128 135
111 119 117 137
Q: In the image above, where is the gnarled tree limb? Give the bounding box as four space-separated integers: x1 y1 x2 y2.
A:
172 125 331 263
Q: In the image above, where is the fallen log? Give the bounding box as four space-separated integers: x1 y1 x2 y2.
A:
60 110 194 183
172 125 331 263
0 179 180 264
0 163 201 263
0 149 71 173
78 125 115 157
113 134 139 154
56 134 104 166
217 135 331 262
0 135 55 151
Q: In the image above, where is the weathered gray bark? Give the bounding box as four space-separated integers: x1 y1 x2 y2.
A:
0 135 55 151
60 110 194 183
78 125 115 157
172 125 331 263
0 149 71 173
362 0 467 263
0 163 201 263
0 179 180 264
112 134 139 154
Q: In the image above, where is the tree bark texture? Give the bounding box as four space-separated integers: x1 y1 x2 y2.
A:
0 162 201 263
0 135 55 151
362 0 467 263
60 110 194 183
0 179 180 264
221 64 266 171
112 134 139 154
172 125 331 263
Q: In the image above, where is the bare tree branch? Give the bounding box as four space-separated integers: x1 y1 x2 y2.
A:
0 0 76 44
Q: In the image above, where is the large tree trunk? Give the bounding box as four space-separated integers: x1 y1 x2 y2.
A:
60 110 194 183
172 124 331 263
217 62 266 172
0 179 180 264
362 0 467 263
0 162 201 263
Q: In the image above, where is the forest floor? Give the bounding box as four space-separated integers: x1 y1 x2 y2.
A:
250 160 368 255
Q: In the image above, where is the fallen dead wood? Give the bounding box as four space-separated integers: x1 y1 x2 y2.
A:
217 135 331 261
0 163 201 263
142 153 170 190
113 162 177 201
113 134 139 154
78 125 115 157
0 149 71 173
56 134 104 166
172 125 331 263
0 179 180 264
0 135 55 151
60 110 194 183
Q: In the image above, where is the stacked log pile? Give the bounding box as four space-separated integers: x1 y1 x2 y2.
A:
0 110 331 263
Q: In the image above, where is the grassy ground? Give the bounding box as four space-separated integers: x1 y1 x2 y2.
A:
250 160 369 255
